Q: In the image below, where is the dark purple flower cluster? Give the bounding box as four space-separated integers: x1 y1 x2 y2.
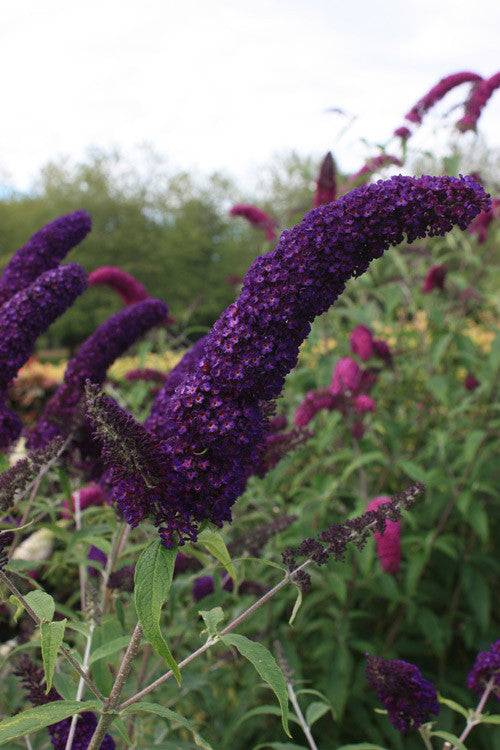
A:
467 640 500 699
456 71 500 132
283 484 424 591
0 265 88 448
14 656 115 749
313 152 337 207
0 438 63 512
28 299 168 449
94 176 488 547
0 211 91 307
88 265 150 305
365 654 439 733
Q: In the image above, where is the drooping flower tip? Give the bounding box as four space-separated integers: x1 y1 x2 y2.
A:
88 265 150 306
366 496 400 573
456 71 500 132
229 204 279 241
467 640 500 698
365 654 439 733
422 264 447 293
404 71 483 126
313 151 337 207
350 325 374 360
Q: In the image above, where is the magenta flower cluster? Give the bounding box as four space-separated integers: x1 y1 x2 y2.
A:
456 71 500 132
229 203 279 241
90 175 490 547
313 151 337 207
88 265 150 305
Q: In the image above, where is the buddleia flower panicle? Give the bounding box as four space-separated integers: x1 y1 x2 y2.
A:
0 437 64 513
0 211 91 306
365 654 439 733
229 203 279 241
467 640 500 699
393 125 412 141
464 373 480 391
349 324 392 365
403 71 482 125
88 265 150 305
283 484 424 591
456 71 500 132
28 298 168 449
313 151 337 206
227 513 298 558
103 176 487 548
0 264 88 393
192 573 233 602
0 400 23 452
366 496 401 574
14 656 115 749
422 263 447 293
62 484 107 518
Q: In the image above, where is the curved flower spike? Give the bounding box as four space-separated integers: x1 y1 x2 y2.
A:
457 71 500 132
88 265 150 305
28 298 168 449
404 71 482 125
229 204 279 241
0 211 91 306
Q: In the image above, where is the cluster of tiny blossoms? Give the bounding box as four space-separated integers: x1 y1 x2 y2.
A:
90 175 489 548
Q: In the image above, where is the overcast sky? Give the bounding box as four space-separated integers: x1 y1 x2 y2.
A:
2 0 500 193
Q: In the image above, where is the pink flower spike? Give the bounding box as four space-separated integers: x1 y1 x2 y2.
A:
313 152 337 207
393 125 412 141
343 155 403 191
404 71 483 125
350 325 374 360
294 388 338 427
422 264 447 293
62 484 107 518
366 496 401 574
229 204 279 241
331 357 363 395
468 198 500 243
89 266 150 306
457 71 500 132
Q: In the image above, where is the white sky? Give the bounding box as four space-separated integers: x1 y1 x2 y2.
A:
2 0 500 193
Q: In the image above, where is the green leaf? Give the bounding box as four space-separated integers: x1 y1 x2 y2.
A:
111 714 133 745
19 590 55 622
288 586 303 626
438 695 469 719
89 635 136 665
121 701 214 749
335 745 390 750
340 452 385 483
254 744 308 750
196 528 237 580
0 700 98 745
199 606 224 638
134 540 181 685
430 730 468 750
40 619 66 692
480 714 500 724
220 633 290 737
305 700 330 726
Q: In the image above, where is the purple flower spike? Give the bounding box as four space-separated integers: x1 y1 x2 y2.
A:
467 640 500 699
28 298 168 449
0 264 88 393
365 654 439 733
89 265 150 305
100 175 489 548
404 71 482 125
0 211 91 306
229 204 279 241
313 152 337 207
457 71 500 132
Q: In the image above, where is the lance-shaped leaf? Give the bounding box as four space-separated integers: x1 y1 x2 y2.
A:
134 540 181 684
41 619 66 692
0 700 98 745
